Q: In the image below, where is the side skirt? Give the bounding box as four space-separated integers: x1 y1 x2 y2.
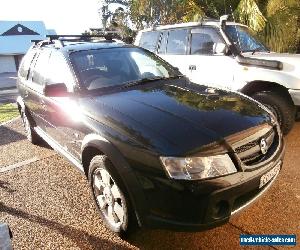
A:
34 127 85 173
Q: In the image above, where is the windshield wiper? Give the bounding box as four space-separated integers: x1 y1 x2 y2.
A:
121 75 183 89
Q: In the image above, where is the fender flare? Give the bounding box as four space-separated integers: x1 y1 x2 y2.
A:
81 134 148 226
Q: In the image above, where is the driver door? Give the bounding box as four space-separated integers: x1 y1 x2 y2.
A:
42 51 84 158
187 27 236 89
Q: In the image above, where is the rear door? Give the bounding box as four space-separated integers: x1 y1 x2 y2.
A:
25 49 51 129
157 29 191 76
17 48 38 102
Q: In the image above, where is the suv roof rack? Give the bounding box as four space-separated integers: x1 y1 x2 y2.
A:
31 32 120 48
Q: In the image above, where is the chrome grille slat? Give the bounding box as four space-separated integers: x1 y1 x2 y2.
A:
234 127 277 166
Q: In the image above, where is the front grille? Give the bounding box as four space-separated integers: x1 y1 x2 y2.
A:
234 127 278 166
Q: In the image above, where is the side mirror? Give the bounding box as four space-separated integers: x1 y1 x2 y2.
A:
43 83 68 97
213 43 227 55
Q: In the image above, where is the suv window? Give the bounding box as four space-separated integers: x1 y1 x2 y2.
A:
139 31 160 52
190 28 224 55
166 29 188 54
31 49 51 85
46 51 74 91
158 31 168 54
19 49 37 79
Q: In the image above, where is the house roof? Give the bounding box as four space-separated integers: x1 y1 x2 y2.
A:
0 21 53 55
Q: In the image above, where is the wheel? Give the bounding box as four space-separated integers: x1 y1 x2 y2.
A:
20 109 41 144
88 155 136 236
251 91 296 135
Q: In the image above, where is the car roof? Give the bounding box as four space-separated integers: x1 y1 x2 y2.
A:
59 40 130 53
139 21 247 32
35 39 132 54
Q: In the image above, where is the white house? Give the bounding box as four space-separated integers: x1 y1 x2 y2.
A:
0 21 55 73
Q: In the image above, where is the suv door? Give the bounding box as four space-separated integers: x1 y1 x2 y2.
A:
157 29 191 76
186 27 236 88
25 49 51 129
17 48 37 103
43 51 84 159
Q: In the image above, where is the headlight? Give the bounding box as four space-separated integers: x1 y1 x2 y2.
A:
160 154 237 180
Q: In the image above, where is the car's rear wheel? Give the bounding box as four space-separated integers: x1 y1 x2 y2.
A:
20 109 41 144
88 155 135 236
251 91 296 135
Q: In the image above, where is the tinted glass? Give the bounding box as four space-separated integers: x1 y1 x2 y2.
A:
166 29 188 54
158 31 168 54
191 28 224 55
19 49 37 78
70 47 180 91
139 31 160 52
225 25 268 52
32 49 51 85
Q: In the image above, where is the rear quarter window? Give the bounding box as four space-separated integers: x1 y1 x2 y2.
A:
19 49 37 79
139 31 160 52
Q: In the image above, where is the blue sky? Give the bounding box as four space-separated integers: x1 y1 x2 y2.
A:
0 0 101 34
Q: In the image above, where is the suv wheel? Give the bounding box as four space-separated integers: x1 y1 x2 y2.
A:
252 91 295 135
88 155 134 236
20 109 41 144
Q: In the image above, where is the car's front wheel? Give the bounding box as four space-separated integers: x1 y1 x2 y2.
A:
88 155 135 236
252 91 296 135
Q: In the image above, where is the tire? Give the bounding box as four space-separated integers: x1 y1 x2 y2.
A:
251 91 296 135
20 109 41 144
88 155 136 236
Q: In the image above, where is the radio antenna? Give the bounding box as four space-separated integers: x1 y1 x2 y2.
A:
224 0 227 15
230 4 242 54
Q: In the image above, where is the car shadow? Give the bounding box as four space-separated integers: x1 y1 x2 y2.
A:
0 126 26 146
0 181 16 193
0 202 130 250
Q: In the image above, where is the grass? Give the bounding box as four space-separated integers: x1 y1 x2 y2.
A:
0 103 19 124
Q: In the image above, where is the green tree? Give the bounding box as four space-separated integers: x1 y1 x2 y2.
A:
129 0 204 29
233 0 300 52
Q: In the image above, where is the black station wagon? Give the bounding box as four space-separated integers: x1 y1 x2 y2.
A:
16 35 285 235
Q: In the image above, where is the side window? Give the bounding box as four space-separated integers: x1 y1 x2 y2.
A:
31 49 51 85
46 52 74 91
190 28 224 55
166 29 188 54
19 49 37 79
139 31 160 52
158 31 168 54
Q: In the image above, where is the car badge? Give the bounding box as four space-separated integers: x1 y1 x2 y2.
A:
260 138 268 155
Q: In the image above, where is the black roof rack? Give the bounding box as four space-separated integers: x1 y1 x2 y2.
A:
31 33 120 48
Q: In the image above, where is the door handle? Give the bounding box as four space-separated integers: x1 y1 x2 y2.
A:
189 65 196 71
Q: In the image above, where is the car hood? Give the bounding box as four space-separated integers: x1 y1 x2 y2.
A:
81 81 272 156
243 52 300 77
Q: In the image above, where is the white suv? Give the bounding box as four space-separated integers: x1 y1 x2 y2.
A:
134 17 300 134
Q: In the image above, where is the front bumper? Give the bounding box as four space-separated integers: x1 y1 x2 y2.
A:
288 89 300 106
133 140 285 231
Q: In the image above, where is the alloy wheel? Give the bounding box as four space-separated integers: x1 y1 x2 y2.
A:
92 168 126 228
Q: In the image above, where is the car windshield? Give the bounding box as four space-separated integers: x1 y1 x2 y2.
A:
225 25 269 53
70 47 181 91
